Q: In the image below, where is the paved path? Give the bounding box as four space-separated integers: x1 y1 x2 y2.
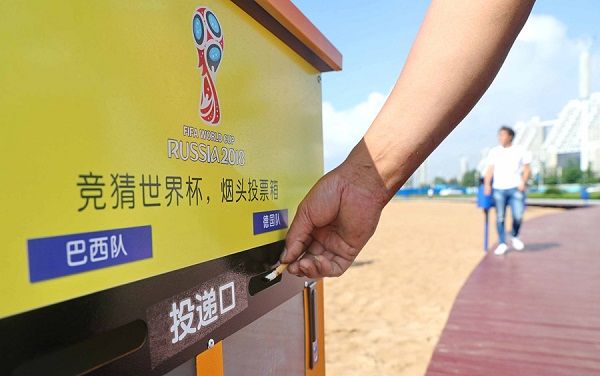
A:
426 206 600 375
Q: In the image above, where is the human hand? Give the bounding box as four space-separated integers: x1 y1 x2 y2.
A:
484 184 492 196
518 181 526 192
279 0 535 279
281 157 387 278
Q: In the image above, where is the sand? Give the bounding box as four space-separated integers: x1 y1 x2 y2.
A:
323 199 562 376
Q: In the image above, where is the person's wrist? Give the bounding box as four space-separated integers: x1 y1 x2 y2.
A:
340 139 397 208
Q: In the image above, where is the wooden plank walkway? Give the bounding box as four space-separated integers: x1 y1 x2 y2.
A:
426 206 600 376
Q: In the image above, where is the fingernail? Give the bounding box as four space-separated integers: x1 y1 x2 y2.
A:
280 247 288 262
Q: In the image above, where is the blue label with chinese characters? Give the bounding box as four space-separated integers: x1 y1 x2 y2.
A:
252 209 288 235
27 225 153 282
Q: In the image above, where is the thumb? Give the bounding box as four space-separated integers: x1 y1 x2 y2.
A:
282 202 314 264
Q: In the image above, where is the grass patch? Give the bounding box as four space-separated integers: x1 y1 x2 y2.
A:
527 191 600 200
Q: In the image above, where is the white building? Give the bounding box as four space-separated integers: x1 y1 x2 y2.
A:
513 47 600 177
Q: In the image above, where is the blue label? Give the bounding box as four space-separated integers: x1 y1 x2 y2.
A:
253 209 288 235
27 225 153 283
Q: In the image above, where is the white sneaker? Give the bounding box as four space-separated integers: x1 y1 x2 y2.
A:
511 237 525 251
494 243 509 255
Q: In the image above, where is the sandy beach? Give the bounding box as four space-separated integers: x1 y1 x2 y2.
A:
323 199 562 376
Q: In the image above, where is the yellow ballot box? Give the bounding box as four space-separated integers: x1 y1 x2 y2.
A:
0 1 341 374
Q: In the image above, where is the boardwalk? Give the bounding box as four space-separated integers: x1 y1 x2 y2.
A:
427 206 600 375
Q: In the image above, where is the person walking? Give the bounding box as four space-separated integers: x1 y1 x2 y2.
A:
484 126 532 255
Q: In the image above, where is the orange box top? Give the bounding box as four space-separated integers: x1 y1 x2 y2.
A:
233 0 343 72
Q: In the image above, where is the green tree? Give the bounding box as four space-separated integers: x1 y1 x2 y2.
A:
582 163 598 184
543 169 559 185
562 163 582 184
433 176 447 185
461 169 478 187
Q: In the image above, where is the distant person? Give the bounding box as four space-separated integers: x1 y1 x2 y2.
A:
484 126 531 255
281 0 536 278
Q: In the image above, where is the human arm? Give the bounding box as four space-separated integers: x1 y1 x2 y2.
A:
281 0 535 278
519 164 531 192
484 165 494 195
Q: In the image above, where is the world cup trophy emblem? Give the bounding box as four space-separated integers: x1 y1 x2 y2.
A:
192 7 224 125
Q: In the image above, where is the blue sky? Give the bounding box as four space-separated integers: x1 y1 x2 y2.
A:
293 1 600 179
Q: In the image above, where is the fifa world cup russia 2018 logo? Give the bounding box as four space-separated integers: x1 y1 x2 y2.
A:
193 7 223 125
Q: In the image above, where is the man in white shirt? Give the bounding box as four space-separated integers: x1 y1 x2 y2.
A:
484 126 531 255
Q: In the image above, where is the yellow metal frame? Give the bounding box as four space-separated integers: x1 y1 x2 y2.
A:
196 341 224 376
195 280 326 375
304 280 326 376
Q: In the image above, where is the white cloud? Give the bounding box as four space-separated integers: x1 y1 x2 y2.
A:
517 14 566 44
322 92 387 171
435 14 599 179
323 14 600 179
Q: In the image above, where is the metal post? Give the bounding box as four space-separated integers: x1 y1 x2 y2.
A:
484 208 489 252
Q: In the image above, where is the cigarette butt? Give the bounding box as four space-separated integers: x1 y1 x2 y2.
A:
264 263 288 281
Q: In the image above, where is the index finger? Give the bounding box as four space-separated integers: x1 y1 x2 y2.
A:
281 203 314 264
